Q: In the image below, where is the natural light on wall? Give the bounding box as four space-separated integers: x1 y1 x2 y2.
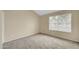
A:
49 14 71 32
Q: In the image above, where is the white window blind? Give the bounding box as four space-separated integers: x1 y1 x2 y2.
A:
49 14 71 32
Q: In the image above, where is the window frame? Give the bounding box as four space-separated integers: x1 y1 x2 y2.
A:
48 13 72 33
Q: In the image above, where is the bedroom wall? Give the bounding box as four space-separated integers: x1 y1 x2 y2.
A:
4 10 39 43
40 10 79 42
0 11 4 48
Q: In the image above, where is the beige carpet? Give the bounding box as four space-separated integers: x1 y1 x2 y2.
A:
3 34 79 49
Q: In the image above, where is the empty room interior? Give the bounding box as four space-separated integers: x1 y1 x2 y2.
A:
0 10 79 49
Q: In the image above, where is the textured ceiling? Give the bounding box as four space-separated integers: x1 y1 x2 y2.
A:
34 10 59 16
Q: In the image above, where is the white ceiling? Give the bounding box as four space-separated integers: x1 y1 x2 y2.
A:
34 10 59 16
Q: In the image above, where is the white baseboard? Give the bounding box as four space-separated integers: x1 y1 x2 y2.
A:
4 32 39 43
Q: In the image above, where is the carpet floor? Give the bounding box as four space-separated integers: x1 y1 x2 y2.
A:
3 34 79 49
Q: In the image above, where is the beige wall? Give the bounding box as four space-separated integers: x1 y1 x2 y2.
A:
4 10 39 42
40 10 79 42
0 11 2 48
0 11 4 48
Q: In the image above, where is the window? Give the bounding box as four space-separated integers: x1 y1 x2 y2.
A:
49 14 71 32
